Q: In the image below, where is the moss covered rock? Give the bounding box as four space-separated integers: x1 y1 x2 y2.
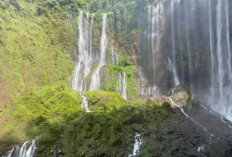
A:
0 83 82 149
62 113 134 157
85 90 131 112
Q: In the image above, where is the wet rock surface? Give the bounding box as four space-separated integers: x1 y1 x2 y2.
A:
139 104 232 157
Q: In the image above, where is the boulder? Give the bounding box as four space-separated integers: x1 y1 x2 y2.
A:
172 86 190 107
147 85 190 108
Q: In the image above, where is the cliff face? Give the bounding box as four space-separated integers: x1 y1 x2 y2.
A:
0 0 152 109
1 0 232 156
0 0 75 109
139 0 232 121
1 0 232 120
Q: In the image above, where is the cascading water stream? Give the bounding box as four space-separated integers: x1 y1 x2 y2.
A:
118 71 127 99
184 0 193 97
168 57 180 87
128 133 143 157
71 11 93 92
70 11 95 112
5 139 37 157
145 0 232 122
207 0 232 121
167 87 214 143
111 45 119 65
80 94 91 112
216 0 224 103
89 14 108 90
170 0 177 80
208 0 215 99
147 2 164 97
226 0 232 81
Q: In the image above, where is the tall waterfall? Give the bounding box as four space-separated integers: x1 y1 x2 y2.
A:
208 0 215 100
168 58 180 87
111 45 119 65
70 12 109 112
89 14 108 90
71 11 93 92
170 0 179 85
146 2 164 97
210 0 232 121
118 71 127 99
5 139 36 157
143 0 232 122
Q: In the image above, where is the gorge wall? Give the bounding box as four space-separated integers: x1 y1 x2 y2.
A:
140 0 232 121
69 0 232 121
1 0 232 156
1 0 232 121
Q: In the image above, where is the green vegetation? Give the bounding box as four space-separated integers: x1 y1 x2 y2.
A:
62 112 134 156
35 88 172 157
104 62 139 100
0 0 150 107
0 81 173 156
0 0 75 103
85 90 131 112
0 83 82 142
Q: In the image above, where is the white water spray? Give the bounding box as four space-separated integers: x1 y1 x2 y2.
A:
128 133 143 157
184 0 194 96
171 0 178 81
118 71 127 99
216 0 224 102
111 45 119 65
6 139 37 157
208 0 215 99
89 14 108 90
168 57 180 87
80 94 91 112
225 0 232 81
147 2 164 97
71 11 94 92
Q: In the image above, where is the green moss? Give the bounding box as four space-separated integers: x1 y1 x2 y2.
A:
62 112 134 157
0 0 74 100
104 63 139 100
13 83 82 122
1 83 173 156
105 80 118 92
0 83 82 141
86 64 98 84
85 90 131 112
118 54 134 67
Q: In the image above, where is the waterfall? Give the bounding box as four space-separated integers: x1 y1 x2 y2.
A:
128 133 143 157
111 45 119 65
80 94 91 112
147 2 164 97
210 0 232 121
144 0 232 122
71 11 93 92
168 58 180 87
6 139 37 157
184 0 194 97
170 0 178 82
118 72 127 99
70 12 109 112
208 0 215 99
89 14 108 90
226 0 232 81
216 0 223 103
